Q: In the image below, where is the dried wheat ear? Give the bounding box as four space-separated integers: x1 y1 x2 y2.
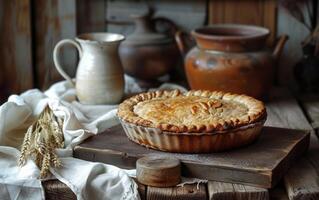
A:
18 106 64 179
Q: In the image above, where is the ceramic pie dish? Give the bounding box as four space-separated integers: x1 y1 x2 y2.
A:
117 90 267 153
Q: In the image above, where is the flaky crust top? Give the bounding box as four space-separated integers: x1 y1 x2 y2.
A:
117 90 266 133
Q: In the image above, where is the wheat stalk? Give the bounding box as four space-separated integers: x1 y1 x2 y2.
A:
18 105 64 179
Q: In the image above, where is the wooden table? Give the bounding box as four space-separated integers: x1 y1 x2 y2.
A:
43 88 319 200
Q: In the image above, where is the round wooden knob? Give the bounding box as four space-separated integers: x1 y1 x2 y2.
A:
136 156 181 187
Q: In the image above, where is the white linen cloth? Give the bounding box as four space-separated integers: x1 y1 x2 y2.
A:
0 76 186 200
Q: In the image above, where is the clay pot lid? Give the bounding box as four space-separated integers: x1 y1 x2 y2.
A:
123 13 173 45
192 24 270 52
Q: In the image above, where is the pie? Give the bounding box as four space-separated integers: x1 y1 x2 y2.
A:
117 90 266 153
118 90 266 132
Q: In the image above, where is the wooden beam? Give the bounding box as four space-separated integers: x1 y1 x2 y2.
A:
265 88 319 200
208 0 277 46
106 0 206 34
300 95 319 130
76 0 106 34
208 181 268 200
282 95 319 200
147 183 207 200
33 0 77 89
265 89 313 130
263 0 277 46
137 181 147 200
284 156 319 200
42 180 76 200
0 0 33 97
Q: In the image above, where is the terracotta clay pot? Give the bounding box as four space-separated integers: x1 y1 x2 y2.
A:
119 14 179 80
175 24 288 99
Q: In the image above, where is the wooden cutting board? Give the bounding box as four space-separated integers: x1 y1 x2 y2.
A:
74 125 309 189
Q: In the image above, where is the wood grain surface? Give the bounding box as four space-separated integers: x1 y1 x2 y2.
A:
300 95 319 130
206 88 309 200
76 0 106 34
208 181 269 200
282 95 319 200
74 124 309 189
0 0 33 99
136 180 147 200
265 89 313 130
147 183 207 200
266 89 319 200
42 180 76 200
33 0 77 89
136 156 181 187
208 0 276 46
106 0 206 35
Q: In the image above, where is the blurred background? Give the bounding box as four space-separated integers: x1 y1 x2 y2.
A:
0 0 318 102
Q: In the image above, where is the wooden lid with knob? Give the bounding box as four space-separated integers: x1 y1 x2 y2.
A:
136 156 181 187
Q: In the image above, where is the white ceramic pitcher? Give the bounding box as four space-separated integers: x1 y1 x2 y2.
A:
53 33 125 105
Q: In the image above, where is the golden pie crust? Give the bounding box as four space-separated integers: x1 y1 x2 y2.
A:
117 90 266 133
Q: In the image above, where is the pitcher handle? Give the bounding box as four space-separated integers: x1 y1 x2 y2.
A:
53 39 83 87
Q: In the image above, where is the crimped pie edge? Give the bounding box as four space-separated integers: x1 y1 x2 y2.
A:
117 90 266 133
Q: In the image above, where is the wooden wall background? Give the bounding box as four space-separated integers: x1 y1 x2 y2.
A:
0 0 314 102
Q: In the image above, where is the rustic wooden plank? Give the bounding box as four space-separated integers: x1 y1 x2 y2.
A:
33 0 77 89
223 1 264 25
265 88 319 200
131 177 148 200
263 0 277 46
208 181 269 200
208 0 277 46
74 125 309 189
43 178 147 200
208 0 225 24
147 183 207 200
106 0 206 35
281 94 319 200
209 181 234 200
0 0 33 98
137 181 147 200
299 95 319 130
42 180 76 200
284 156 319 200
265 88 313 130
76 0 106 34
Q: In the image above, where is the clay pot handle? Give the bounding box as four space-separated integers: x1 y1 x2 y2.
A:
175 31 191 57
153 17 178 36
273 35 289 60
